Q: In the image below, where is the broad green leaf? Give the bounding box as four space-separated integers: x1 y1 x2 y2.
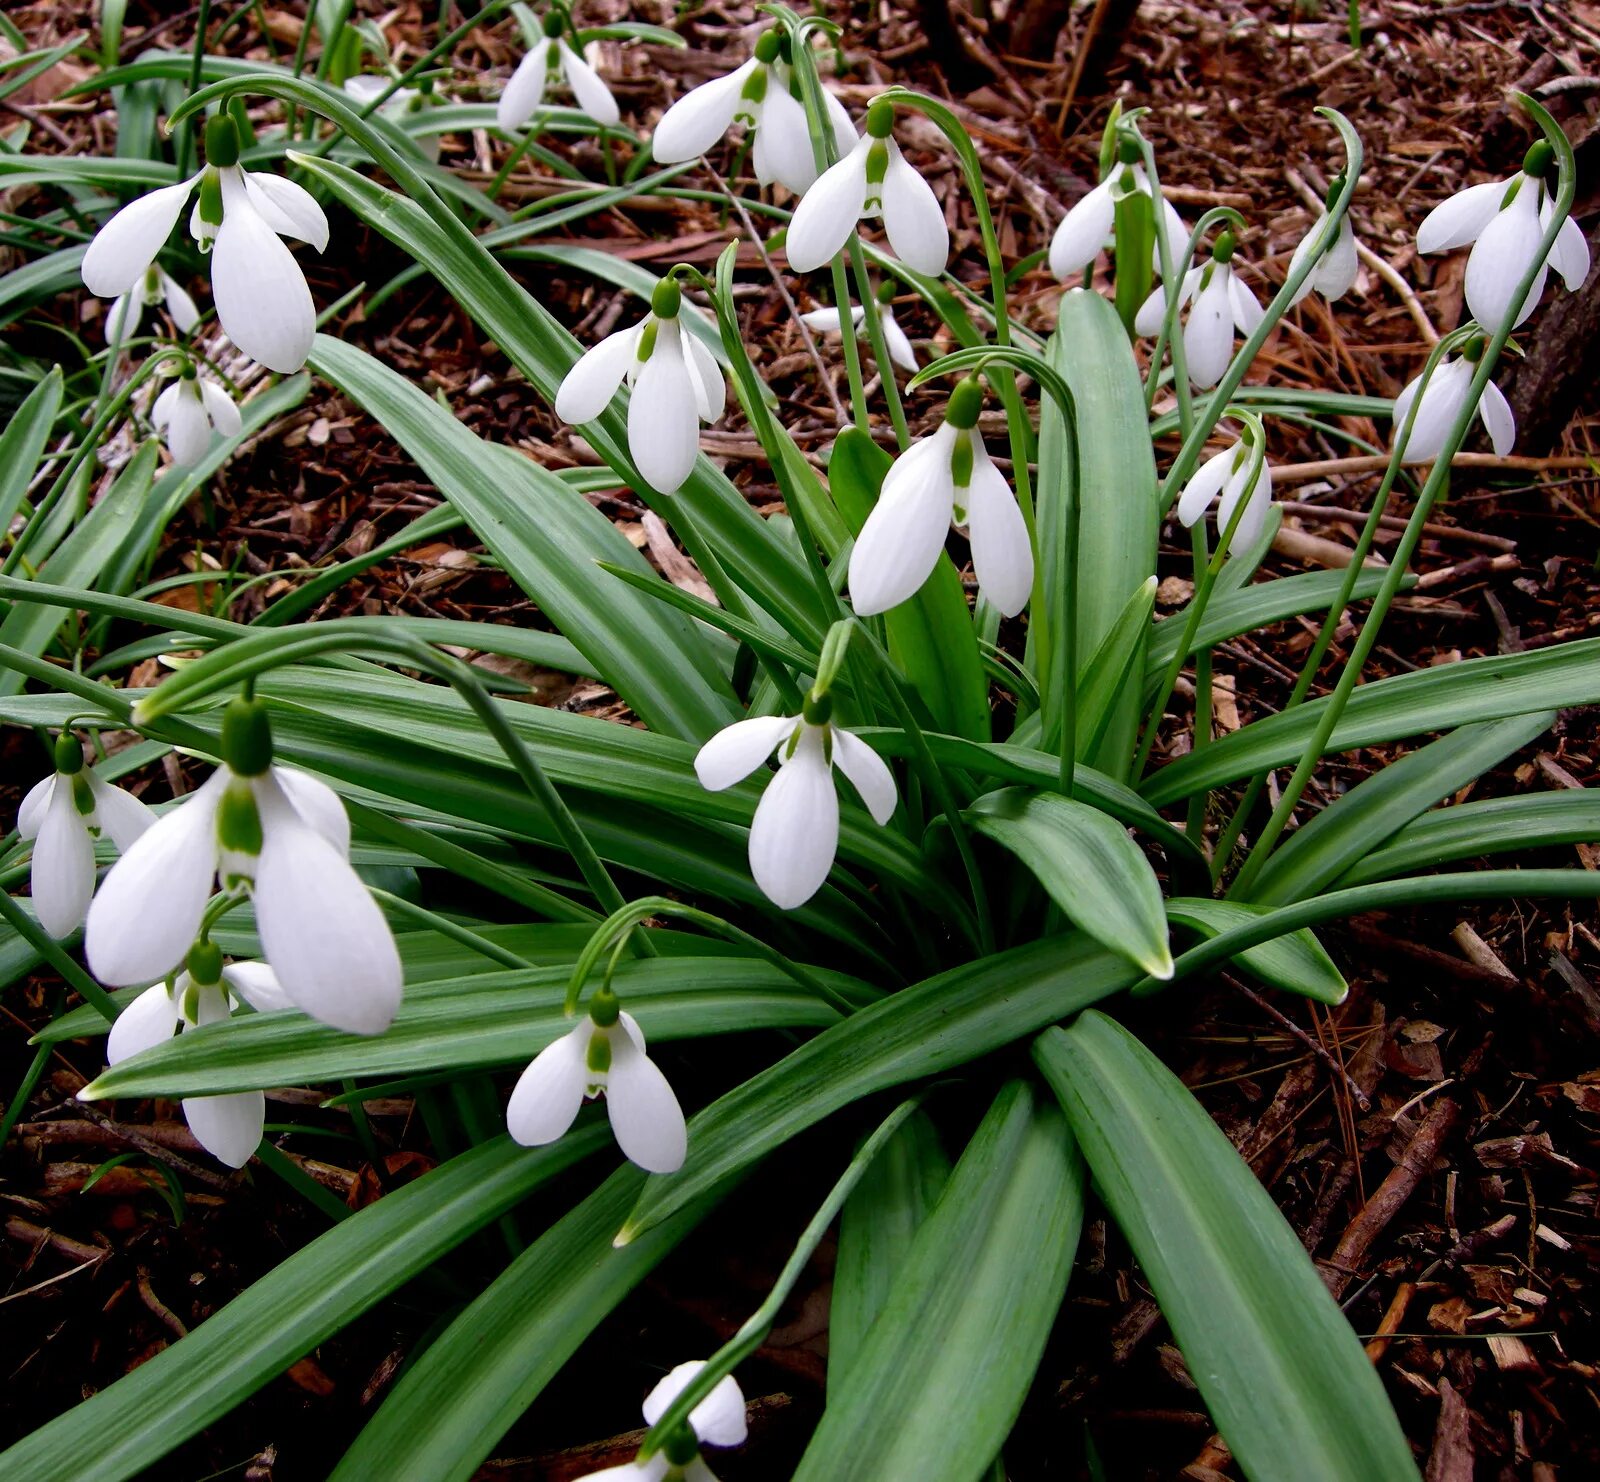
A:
1165 898 1346 1003
1035 1015 1419 1482
0 246 87 330
796 1082 1082 1480
0 1132 608 1482
1244 713 1554 906
0 365 62 536
329 1165 722 1482
966 789 1173 977
620 933 1143 1242
1143 638 1600 806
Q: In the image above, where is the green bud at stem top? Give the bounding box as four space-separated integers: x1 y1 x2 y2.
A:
945 375 983 430
865 99 895 139
187 937 224 986
1211 229 1236 264
1323 174 1346 213
1462 334 1486 364
204 113 241 169
542 10 565 38
588 983 621 1028
1116 133 1141 166
802 688 833 726
662 1426 701 1467
1523 138 1555 178
754 28 782 64
221 696 273 777
651 278 682 320
874 280 897 307
53 733 84 775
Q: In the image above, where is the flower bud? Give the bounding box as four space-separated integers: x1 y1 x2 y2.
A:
204 113 241 169
541 10 565 37
945 375 983 430
1211 229 1236 265
187 937 225 985
53 732 84 775
802 688 833 726
865 99 895 139
651 277 682 320
221 696 273 777
753 28 782 64
1522 139 1554 178
588 982 621 1028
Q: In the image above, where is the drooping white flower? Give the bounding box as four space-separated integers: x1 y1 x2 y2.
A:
85 698 401 1036
1135 230 1263 390
847 377 1032 618
1416 139 1589 334
1287 210 1359 306
507 985 685 1173
555 278 724 494
80 115 328 374
95 941 291 1168
498 13 619 131
695 699 897 910
1048 149 1189 282
1176 433 1274 555
150 367 243 467
1391 347 1514 465
651 29 856 195
18 735 154 939
579 1359 748 1481
106 264 200 345
344 74 442 162
786 98 948 276
800 284 917 372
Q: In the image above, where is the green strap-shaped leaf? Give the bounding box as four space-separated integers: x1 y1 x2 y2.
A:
0 1132 609 1482
966 789 1173 977
0 365 61 535
620 933 1142 1243
1034 1015 1420 1482
1076 575 1157 762
796 1081 1083 1480
1165 897 1346 1003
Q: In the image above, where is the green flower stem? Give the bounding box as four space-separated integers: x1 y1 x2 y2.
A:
846 239 910 449
637 1095 925 1458
174 0 214 178
1136 128 1201 436
0 891 119 1024
367 888 538 973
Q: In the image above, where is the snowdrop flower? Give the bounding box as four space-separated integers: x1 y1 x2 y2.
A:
1048 139 1189 282
1135 231 1263 390
1286 207 1359 306
580 1359 748 1481
80 114 328 374
1176 430 1274 555
344 74 441 162
105 264 200 345
95 939 290 1168
18 734 154 939
786 98 948 276
800 282 917 372
151 366 242 467
651 28 856 195
85 697 402 1036
507 983 685 1173
498 11 619 131
1417 139 1589 335
555 278 724 494
848 377 1032 618
695 691 897 910
1391 341 1514 465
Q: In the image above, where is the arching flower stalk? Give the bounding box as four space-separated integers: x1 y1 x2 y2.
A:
106 264 200 346
651 28 856 195
1135 229 1263 390
694 688 897 910
151 364 243 467
800 280 917 372
1391 339 1515 465
344 74 442 162
1416 139 1590 334
507 982 686 1173
1176 426 1275 556
1048 136 1190 282
785 97 948 276
18 733 154 939
580 1360 748 1480
85 696 402 1036
80 114 328 373
498 11 619 132
848 376 1033 618
555 277 725 494
95 940 290 1168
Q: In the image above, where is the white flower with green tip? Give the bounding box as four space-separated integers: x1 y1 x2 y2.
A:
579 1359 748 1481
498 12 619 131
106 264 199 345
1286 207 1359 306
1048 141 1190 282
1135 229 1263 390
1391 342 1515 466
151 367 242 467
1176 431 1274 555
801 281 917 372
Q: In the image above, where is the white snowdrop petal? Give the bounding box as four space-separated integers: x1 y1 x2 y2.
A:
1216 459 1272 556
1226 268 1265 334
683 329 727 424
848 426 958 615
629 325 700 493
212 173 317 373
498 41 550 131
1048 180 1116 280
652 60 755 163
556 325 640 424
747 728 839 909
962 442 1034 618
799 307 846 334
272 767 351 855
880 309 918 373
106 983 182 1065
1546 207 1591 291
164 385 215 467
1416 178 1510 254
830 728 897 826
681 1458 721 1482
1134 264 1199 338
1176 446 1235 529
694 714 798 791
560 43 620 127
824 87 858 160
252 778 401 1035
242 171 330 251
879 141 949 276
785 142 870 273
580 1463 664 1482
221 960 293 1012
82 177 198 297
1478 378 1517 457
198 378 243 439
1464 186 1543 334
1399 361 1466 464
32 777 95 939
506 1021 590 1145
18 773 55 841
87 774 155 852
643 1361 749 1448
604 1031 687 1173
1286 224 1320 307
617 1009 647 1055
183 1090 265 1168
86 771 225 985
1158 197 1192 271
106 293 141 345
1183 271 1234 390
150 381 180 432
160 272 201 333
756 82 825 196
